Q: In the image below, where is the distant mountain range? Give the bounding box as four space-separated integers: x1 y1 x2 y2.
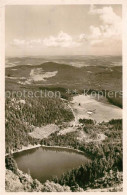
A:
5 55 122 68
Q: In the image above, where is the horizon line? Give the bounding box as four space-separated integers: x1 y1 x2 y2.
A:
6 54 122 58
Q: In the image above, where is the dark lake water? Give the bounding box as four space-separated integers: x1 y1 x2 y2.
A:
13 146 89 183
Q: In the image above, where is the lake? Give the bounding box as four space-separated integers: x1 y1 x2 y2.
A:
13 146 89 183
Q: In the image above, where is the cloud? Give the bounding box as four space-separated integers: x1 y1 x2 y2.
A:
11 32 84 49
13 39 26 46
88 5 122 47
89 5 121 27
89 26 102 39
12 39 42 48
78 34 87 41
10 5 121 55
43 31 81 48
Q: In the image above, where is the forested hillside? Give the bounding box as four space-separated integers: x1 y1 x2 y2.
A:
5 87 122 191
5 118 122 191
40 119 122 191
5 96 74 153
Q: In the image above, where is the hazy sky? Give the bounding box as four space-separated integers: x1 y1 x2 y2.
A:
5 5 122 56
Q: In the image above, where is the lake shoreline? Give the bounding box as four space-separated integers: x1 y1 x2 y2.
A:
5 144 86 156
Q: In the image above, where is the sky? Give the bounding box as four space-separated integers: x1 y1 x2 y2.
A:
5 5 122 56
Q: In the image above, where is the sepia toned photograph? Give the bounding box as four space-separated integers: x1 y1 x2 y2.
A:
4 3 123 192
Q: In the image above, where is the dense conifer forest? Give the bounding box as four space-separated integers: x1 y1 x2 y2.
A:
5 96 74 153
5 91 122 192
